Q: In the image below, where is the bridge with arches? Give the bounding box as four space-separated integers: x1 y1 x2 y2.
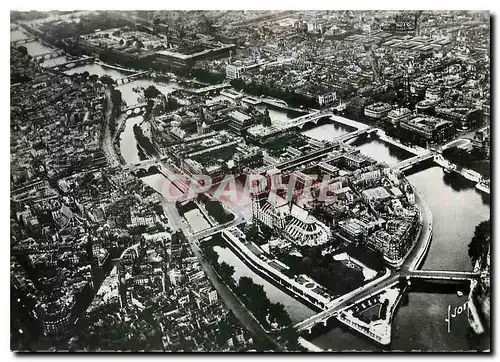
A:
126 158 159 172
294 267 480 335
126 159 193 198
281 109 373 134
277 128 377 172
50 57 96 71
283 110 336 130
392 152 435 172
192 82 231 94
116 70 153 85
33 50 66 62
11 37 38 46
122 102 148 118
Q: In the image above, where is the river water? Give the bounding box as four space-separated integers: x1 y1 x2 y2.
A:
11 27 68 68
12 28 489 350
214 245 316 324
303 130 490 351
68 63 184 165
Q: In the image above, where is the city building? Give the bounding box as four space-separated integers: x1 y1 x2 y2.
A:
435 106 482 130
364 102 392 121
226 64 243 80
473 127 491 157
155 43 236 68
251 192 331 247
400 116 455 143
317 92 337 107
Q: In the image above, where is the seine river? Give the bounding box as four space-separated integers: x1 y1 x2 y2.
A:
303 126 490 351
12 28 490 351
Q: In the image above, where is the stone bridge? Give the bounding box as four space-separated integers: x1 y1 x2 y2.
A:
50 57 96 71
116 70 153 85
122 102 148 118
392 152 435 172
401 269 480 282
33 50 66 62
11 37 37 46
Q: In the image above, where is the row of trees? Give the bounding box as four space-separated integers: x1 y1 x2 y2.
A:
190 68 225 85
197 194 234 224
385 124 428 147
230 79 316 109
200 241 300 350
442 146 485 170
276 244 384 298
468 220 491 266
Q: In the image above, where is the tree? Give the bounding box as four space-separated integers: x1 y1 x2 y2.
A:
144 85 161 99
380 299 389 320
191 68 225 85
218 262 235 285
17 45 28 56
262 108 272 127
268 302 292 328
111 89 122 106
110 88 123 122
281 326 301 351
144 98 155 119
100 75 115 86
205 200 234 224
216 319 234 346
246 223 260 243
166 96 181 112
468 220 490 265
133 124 156 156
202 14 216 36
442 147 473 167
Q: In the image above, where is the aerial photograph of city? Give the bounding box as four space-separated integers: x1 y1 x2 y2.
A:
9 9 491 352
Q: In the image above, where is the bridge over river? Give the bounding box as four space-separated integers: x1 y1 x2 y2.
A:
50 56 96 71
294 268 479 335
401 269 480 282
116 70 153 85
391 151 435 172
292 182 479 345
11 37 37 46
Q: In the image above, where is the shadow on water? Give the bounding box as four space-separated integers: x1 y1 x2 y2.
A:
352 135 415 161
479 193 490 206
303 317 383 352
401 159 435 176
442 171 477 192
299 117 355 132
406 279 471 295
305 280 473 352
